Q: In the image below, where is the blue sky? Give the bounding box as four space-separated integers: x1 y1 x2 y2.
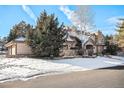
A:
0 5 124 37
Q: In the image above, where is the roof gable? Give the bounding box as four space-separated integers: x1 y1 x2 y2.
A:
5 37 26 47
84 37 95 45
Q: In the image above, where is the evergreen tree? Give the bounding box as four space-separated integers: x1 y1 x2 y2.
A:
25 24 34 45
104 35 118 55
28 10 66 57
7 21 32 42
7 27 17 42
116 19 124 48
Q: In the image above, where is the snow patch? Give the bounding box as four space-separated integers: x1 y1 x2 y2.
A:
0 57 87 83
0 55 124 83
104 61 123 65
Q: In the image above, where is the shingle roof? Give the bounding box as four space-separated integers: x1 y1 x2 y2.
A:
15 37 26 42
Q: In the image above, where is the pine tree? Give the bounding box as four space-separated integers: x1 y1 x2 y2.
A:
28 10 66 57
48 14 65 57
7 21 32 42
25 24 34 45
104 35 118 55
116 19 124 48
7 29 16 42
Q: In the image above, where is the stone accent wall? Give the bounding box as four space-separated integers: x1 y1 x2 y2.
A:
62 50 78 57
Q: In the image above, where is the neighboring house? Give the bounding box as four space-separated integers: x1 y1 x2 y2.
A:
0 41 6 54
5 37 32 57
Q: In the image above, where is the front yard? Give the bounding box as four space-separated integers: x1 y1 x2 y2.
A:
0 55 124 83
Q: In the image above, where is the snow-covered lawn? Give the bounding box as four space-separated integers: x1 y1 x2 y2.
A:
52 56 124 69
0 55 124 83
0 56 86 82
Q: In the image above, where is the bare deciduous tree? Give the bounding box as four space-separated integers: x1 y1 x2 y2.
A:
75 5 95 43
76 6 94 29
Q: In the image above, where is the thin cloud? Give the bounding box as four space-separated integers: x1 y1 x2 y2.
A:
105 16 124 35
22 5 37 22
60 5 81 28
107 16 124 25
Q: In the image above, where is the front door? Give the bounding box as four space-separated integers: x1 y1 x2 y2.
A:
86 45 93 56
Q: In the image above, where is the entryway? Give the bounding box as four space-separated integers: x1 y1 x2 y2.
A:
86 45 94 56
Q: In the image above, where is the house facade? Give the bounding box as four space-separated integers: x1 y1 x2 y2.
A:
60 36 78 57
61 28 105 57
